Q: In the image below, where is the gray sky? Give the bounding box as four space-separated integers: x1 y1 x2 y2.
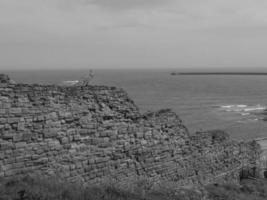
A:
1 0 267 70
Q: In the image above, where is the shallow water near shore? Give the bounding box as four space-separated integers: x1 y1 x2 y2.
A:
4 68 267 140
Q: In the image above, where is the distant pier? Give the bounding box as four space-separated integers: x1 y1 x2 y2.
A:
171 72 267 75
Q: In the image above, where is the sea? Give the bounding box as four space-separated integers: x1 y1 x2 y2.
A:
4 69 267 141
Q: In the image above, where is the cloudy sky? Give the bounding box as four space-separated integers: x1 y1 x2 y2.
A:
1 0 267 70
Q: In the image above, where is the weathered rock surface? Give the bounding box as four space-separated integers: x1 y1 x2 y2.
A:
0 74 261 186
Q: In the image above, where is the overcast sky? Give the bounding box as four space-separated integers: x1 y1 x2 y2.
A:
1 0 267 70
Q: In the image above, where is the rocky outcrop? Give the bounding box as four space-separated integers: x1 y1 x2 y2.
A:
0 74 13 84
0 74 261 187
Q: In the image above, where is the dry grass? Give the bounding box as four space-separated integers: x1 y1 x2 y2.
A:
206 178 267 200
0 175 203 200
1 175 267 200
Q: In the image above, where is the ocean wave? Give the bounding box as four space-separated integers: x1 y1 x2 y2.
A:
61 80 79 86
244 107 266 112
241 113 250 116
237 118 259 123
217 104 266 123
219 104 266 113
221 104 247 109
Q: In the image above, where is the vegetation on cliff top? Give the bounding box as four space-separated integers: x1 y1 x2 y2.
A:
0 175 203 200
1 175 267 200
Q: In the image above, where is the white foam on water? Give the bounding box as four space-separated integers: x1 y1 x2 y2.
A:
61 80 79 86
241 113 250 116
219 104 266 113
237 105 248 108
244 106 266 112
218 104 266 123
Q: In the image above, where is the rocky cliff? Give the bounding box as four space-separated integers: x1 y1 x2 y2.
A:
0 74 261 187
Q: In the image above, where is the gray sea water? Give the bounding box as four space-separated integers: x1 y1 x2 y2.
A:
4 69 267 140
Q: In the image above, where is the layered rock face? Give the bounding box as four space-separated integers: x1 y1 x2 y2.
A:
0 74 261 186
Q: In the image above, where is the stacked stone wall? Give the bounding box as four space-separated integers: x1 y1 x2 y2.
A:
0 75 261 187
